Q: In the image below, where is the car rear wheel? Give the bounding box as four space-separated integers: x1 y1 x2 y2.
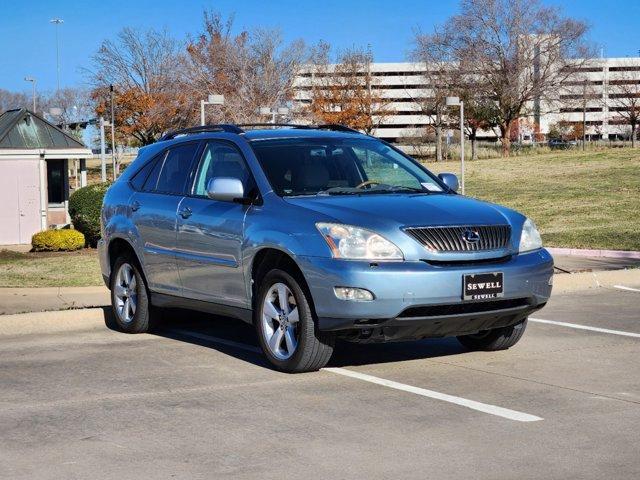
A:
255 269 335 373
110 255 152 333
457 319 528 351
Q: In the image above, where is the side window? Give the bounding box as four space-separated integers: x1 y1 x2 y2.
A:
130 155 160 191
192 142 253 197
155 142 200 194
141 153 165 192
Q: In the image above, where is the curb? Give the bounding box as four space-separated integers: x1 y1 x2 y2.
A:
552 268 640 294
0 308 108 336
547 247 640 260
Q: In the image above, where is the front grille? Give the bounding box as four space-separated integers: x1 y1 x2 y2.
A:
405 225 511 252
398 298 530 318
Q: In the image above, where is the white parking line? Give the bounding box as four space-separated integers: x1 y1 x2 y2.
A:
167 328 542 422
530 318 640 338
613 285 640 293
324 367 542 422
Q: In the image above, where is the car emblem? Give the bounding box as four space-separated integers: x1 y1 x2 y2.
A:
462 229 480 244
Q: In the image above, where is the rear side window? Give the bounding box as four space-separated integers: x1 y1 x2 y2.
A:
130 155 160 191
155 142 199 194
142 153 165 191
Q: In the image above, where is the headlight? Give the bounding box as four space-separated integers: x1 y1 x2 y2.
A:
519 218 542 252
316 223 403 260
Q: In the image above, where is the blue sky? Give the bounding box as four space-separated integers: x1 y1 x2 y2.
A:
1 0 639 94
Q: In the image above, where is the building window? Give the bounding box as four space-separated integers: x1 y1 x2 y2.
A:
47 159 66 204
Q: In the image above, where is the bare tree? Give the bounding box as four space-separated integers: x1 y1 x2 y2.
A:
607 70 640 147
87 27 189 145
0 89 30 113
414 0 592 156
184 11 305 123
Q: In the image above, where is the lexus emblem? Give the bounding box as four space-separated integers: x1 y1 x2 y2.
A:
462 229 480 244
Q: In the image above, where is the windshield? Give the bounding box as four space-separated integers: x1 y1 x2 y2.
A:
249 137 446 197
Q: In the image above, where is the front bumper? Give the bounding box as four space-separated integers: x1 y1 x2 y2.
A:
296 249 553 336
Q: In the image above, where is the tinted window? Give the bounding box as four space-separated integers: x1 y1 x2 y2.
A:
142 153 165 192
130 156 160 191
155 143 199 194
192 142 252 197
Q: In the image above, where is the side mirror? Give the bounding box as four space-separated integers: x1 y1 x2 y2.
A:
438 173 459 192
206 177 245 202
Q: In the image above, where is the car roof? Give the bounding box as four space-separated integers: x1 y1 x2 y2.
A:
242 128 366 141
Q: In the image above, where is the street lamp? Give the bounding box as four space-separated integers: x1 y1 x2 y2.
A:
446 96 465 194
24 76 36 112
258 106 290 124
200 94 225 125
50 18 64 93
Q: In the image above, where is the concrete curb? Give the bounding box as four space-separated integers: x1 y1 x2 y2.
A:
552 268 640 294
0 286 109 315
547 247 640 260
0 308 107 336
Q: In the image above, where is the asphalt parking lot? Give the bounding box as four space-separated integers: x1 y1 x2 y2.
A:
1 286 639 479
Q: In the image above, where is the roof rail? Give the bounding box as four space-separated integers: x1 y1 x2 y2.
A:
238 123 312 129
158 124 244 142
316 124 362 134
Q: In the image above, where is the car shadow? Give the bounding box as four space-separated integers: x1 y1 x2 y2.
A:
102 307 470 371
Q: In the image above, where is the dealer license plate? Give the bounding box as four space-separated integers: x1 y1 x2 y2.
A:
463 272 504 300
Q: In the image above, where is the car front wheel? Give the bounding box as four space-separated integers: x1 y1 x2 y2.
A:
457 319 528 351
255 269 335 373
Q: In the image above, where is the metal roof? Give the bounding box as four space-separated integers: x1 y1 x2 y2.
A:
0 108 87 150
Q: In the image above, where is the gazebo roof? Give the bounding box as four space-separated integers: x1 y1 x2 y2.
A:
0 108 87 150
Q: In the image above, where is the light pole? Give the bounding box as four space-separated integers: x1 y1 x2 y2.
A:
50 18 63 93
24 77 36 112
200 94 225 125
446 96 465 194
258 106 290 124
109 85 117 180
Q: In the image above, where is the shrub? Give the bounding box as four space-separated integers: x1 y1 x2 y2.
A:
69 182 111 247
32 229 85 252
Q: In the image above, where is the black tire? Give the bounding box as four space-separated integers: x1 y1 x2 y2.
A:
110 254 152 333
457 319 528 351
254 269 335 373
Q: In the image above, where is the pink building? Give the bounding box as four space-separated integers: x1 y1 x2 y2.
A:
0 109 92 245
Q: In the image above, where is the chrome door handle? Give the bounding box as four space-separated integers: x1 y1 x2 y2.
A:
131 201 141 211
179 207 193 219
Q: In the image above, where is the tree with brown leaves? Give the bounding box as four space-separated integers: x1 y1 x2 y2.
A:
87 27 190 146
305 44 391 134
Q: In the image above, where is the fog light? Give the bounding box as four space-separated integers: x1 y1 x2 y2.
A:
548 275 554 286
334 287 374 301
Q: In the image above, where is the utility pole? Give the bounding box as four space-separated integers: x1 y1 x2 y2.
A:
110 84 116 181
50 18 63 93
446 96 465 194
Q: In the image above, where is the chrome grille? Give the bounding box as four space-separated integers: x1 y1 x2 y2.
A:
404 225 511 252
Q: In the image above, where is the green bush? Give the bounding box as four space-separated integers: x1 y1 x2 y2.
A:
32 229 85 252
69 182 111 247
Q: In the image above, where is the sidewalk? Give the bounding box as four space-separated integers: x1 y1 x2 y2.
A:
552 254 640 273
0 286 109 315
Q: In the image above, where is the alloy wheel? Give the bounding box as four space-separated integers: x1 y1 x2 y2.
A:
114 263 137 323
261 282 300 360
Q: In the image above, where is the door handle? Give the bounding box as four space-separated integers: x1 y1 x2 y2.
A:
131 201 141 211
179 207 193 219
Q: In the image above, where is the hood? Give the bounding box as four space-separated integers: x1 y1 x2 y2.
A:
284 193 517 229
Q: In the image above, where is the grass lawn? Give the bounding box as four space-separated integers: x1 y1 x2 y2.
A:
0 249 103 288
427 149 640 251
